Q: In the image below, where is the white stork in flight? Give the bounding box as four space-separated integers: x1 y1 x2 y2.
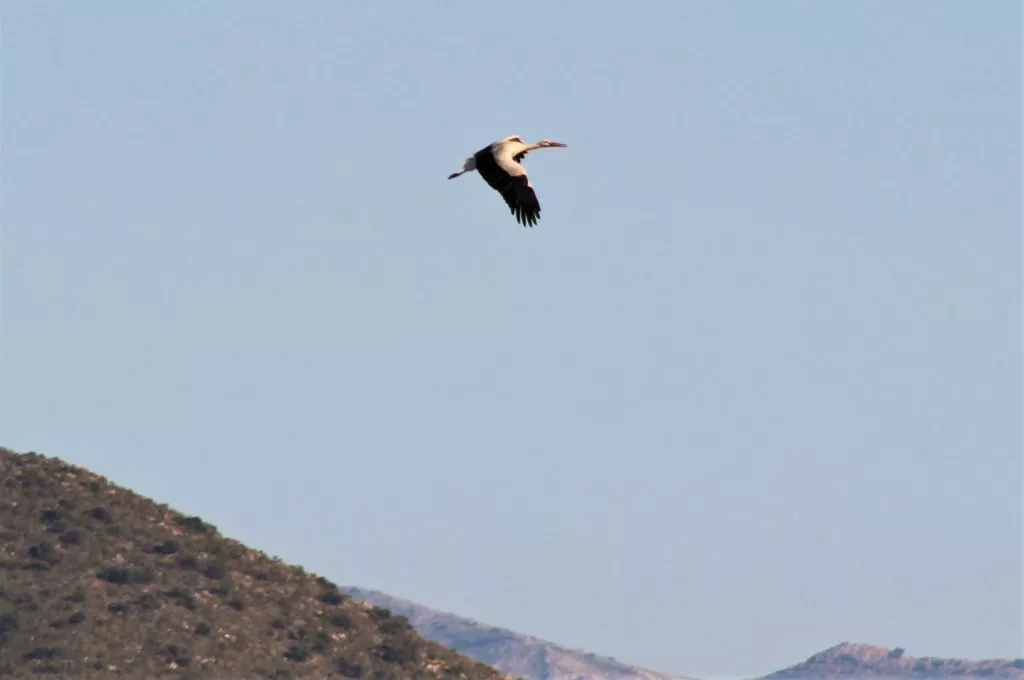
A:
448 135 567 227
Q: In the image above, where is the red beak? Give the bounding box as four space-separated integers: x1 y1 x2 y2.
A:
545 141 568 148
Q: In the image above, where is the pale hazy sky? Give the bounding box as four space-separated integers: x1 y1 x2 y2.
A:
2 1 1020 677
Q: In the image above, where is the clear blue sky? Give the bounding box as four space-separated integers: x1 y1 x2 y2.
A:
2 1 1020 677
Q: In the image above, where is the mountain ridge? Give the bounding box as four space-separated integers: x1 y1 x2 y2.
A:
759 641 1024 679
4 445 1020 680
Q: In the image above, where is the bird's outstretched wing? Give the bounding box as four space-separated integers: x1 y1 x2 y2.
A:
473 147 542 227
497 175 541 227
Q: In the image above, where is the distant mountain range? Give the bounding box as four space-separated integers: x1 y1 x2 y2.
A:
343 587 1024 680
343 587 691 680
4 445 1020 680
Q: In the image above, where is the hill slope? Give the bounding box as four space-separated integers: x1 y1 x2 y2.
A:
0 447 512 679
760 642 1024 679
343 587 691 680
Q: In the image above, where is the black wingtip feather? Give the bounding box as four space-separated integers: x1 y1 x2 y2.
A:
499 175 541 228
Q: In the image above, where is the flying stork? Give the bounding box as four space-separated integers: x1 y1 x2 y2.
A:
448 135 567 227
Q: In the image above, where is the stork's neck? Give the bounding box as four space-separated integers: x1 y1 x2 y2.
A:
503 140 541 154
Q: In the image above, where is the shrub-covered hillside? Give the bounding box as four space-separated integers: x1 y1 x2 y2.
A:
0 447 513 680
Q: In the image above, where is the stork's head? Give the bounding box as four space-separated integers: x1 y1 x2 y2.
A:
537 139 567 148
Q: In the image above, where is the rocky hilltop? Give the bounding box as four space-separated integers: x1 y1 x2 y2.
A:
343 587 691 680
760 642 1024 679
0 447 512 679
